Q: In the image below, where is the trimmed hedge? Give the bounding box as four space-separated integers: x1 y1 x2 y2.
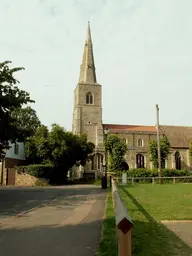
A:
115 168 191 178
17 164 54 178
16 164 66 185
115 168 192 184
127 168 191 178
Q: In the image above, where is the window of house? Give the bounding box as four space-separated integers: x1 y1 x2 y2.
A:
138 138 144 147
14 143 19 155
86 92 93 104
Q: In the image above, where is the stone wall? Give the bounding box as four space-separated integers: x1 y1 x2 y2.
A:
15 172 38 186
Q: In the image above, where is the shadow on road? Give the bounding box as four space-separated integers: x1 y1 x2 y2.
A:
0 186 107 256
0 185 104 220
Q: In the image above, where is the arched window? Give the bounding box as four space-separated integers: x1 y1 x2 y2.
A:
136 154 145 168
138 138 144 147
175 151 181 170
86 92 93 104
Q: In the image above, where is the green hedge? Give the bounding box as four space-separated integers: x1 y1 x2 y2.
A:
115 168 191 178
16 164 66 185
115 168 192 184
17 164 54 178
127 168 191 177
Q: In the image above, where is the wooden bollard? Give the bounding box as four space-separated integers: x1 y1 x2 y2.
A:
112 179 133 256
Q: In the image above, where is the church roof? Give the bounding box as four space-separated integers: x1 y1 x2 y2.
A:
103 124 192 148
103 124 156 132
160 125 192 148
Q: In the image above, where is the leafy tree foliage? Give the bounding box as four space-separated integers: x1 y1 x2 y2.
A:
148 136 170 168
0 61 34 159
11 106 41 139
104 134 127 172
189 141 192 163
25 124 95 181
25 125 50 164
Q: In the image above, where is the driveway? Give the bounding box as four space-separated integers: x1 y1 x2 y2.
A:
0 185 107 256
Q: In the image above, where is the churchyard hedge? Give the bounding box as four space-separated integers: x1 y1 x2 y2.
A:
115 168 191 178
115 168 192 184
127 168 191 178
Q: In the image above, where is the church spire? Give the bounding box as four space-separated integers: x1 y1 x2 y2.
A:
79 22 97 84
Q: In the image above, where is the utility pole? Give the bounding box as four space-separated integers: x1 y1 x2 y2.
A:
156 104 162 184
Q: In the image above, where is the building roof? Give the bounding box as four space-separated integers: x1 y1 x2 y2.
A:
103 124 156 132
103 124 192 148
78 22 97 84
160 125 192 148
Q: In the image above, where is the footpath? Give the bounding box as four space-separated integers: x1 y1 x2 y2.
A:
0 185 106 256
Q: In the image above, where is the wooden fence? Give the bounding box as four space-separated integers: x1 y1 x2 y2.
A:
112 179 133 256
116 176 192 185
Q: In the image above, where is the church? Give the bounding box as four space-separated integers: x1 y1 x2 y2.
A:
72 22 192 174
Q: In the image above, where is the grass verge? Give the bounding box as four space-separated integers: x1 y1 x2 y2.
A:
119 184 192 256
96 189 117 256
92 178 101 186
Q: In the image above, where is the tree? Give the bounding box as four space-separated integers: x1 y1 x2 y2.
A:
189 141 192 163
25 125 50 164
11 106 41 139
0 61 34 159
25 124 95 182
148 136 170 168
104 134 127 172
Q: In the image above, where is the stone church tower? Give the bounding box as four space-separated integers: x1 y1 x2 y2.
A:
72 22 104 172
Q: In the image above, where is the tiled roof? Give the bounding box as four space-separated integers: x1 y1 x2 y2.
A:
160 125 192 148
103 124 156 132
103 124 192 148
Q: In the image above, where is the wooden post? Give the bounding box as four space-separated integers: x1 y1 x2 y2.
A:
112 179 133 256
152 177 155 185
156 104 162 184
118 230 132 256
173 177 176 184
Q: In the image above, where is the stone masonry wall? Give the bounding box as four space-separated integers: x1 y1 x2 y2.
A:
15 172 38 186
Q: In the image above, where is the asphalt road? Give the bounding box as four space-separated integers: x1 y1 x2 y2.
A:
0 185 107 256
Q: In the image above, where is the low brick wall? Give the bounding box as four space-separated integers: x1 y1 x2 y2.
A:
15 172 38 186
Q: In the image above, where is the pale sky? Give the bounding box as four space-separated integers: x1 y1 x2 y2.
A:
1 0 192 130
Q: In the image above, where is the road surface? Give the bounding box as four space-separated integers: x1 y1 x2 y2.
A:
0 185 106 256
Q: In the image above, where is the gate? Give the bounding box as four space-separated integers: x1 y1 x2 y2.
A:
6 168 16 185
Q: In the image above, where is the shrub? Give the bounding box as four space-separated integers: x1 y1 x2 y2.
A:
16 164 67 185
125 168 191 178
34 178 49 187
17 164 54 178
123 168 192 184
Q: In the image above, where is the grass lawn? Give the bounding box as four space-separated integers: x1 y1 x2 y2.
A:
97 190 117 256
119 184 192 256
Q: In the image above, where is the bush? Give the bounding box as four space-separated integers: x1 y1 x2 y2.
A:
34 178 49 187
16 164 67 185
126 168 191 178
121 168 192 184
17 164 54 178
